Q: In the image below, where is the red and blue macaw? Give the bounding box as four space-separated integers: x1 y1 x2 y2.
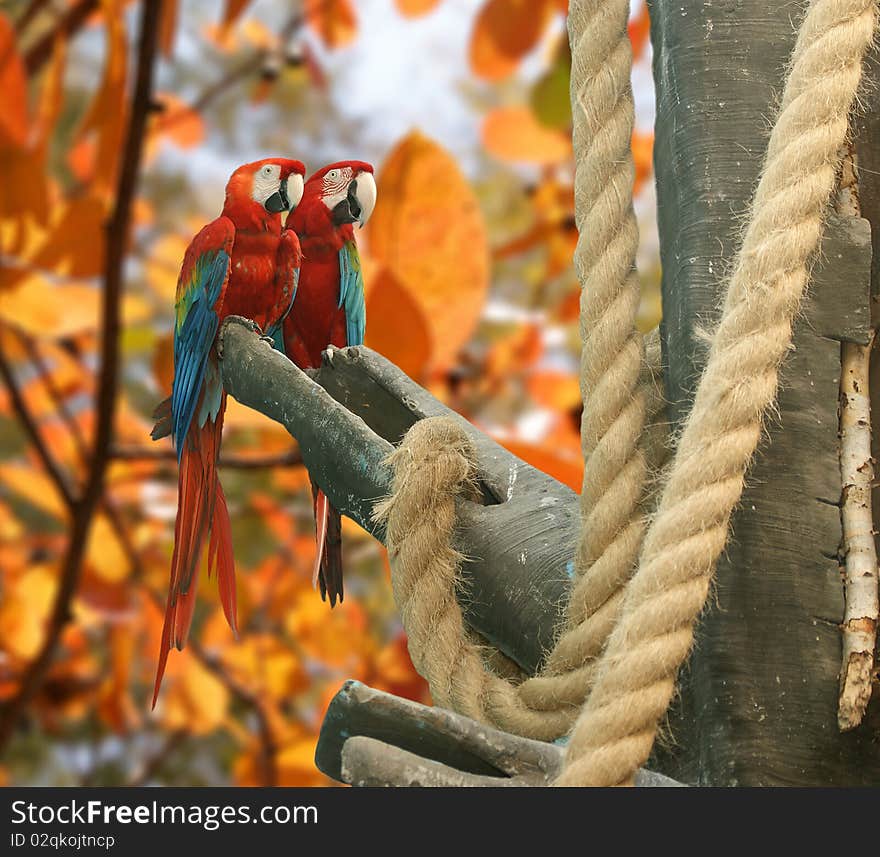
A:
151 157 305 706
278 161 377 607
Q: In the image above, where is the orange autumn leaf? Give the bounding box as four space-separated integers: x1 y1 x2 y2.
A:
0 273 151 337
628 1 651 61
527 370 581 412
1 463 67 520
632 129 654 195
364 267 432 379
482 106 571 166
221 0 252 32
469 0 555 81
97 626 140 733
367 131 490 371
74 0 127 195
285 594 373 670
0 14 29 149
395 0 442 16
152 331 175 393
306 0 357 49
145 233 188 303
160 655 230 736
146 93 206 162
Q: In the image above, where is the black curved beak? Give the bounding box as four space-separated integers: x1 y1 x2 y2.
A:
331 179 361 226
264 178 291 214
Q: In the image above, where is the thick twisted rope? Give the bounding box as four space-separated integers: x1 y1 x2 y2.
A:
376 0 877 785
374 337 668 740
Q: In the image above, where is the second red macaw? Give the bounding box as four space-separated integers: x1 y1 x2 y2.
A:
279 160 377 607
151 157 305 706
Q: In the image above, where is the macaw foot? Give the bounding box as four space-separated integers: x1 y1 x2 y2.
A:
219 316 269 359
321 345 338 368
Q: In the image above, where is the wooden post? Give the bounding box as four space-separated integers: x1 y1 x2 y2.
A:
649 0 880 784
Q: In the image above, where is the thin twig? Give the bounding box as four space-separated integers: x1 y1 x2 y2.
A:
834 145 879 731
126 729 187 786
15 0 52 35
111 444 302 469
0 335 78 509
24 0 99 76
0 0 163 753
158 12 305 135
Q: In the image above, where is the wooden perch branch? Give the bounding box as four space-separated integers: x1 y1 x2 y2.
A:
317 681 684 787
839 331 879 730
217 316 576 674
0 0 162 753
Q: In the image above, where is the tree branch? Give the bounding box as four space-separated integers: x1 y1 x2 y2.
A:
0 0 163 752
111 444 302 469
0 330 78 509
217 317 576 675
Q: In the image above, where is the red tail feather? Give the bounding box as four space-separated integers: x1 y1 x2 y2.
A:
152 393 235 708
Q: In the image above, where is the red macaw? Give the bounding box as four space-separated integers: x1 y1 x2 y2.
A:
150 157 305 706
279 160 377 607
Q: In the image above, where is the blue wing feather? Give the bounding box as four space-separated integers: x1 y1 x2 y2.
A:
338 241 366 347
170 223 233 461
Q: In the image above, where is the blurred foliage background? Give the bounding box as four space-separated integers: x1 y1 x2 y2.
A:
0 0 659 786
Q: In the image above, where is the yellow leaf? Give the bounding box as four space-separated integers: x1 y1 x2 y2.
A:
0 274 151 337
221 0 252 31
86 515 130 583
367 131 490 371
145 234 188 303
0 566 57 660
160 655 229 735
482 106 571 166
469 0 555 81
28 194 108 278
0 464 67 520
306 0 357 49
146 93 206 162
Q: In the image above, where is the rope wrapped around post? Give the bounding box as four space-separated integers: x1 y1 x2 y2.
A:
375 0 879 786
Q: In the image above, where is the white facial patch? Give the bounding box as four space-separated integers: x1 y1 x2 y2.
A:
320 166 354 212
252 163 282 205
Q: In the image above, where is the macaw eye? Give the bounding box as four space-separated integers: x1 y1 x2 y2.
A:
328 169 339 180
263 165 273 176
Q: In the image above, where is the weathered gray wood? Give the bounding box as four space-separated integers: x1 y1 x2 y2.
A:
316 681 684 787
218 319 572 673
649 0 880 784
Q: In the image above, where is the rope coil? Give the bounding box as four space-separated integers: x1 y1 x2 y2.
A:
377 0 879 787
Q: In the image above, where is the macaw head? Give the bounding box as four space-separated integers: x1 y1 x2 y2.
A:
305 161 377 229
223 158 306 220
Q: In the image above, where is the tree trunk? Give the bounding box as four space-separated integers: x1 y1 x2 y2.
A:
649 0 880 785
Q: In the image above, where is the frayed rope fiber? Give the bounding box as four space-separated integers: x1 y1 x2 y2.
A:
374 0 879 787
